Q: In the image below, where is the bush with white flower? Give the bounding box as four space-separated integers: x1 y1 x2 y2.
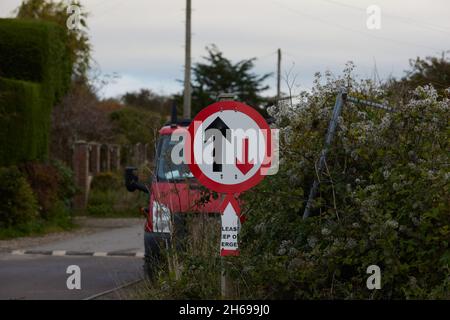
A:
234 63 450 299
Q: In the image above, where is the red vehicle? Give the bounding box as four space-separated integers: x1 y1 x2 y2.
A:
124 110 222 278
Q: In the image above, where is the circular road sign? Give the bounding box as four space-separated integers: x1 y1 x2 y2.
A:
186 101 271 194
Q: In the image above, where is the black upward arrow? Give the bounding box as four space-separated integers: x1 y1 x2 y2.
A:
204 117 231 172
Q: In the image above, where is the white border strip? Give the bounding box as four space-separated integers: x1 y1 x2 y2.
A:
10 250 145 258
52 250 67 256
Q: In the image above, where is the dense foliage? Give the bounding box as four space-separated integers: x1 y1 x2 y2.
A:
0 166 39 229
16 0 91 80
0 161 75 239
0 18 71 166
0 18 71 103
110 106 162 146
0 79 46 165
20 161 76 221
235 66 450 299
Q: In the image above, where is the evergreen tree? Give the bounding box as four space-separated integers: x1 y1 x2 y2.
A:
185 45 271 116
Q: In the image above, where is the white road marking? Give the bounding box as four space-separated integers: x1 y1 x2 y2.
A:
10 250 143 258
52 250 66 256
93 252 108 257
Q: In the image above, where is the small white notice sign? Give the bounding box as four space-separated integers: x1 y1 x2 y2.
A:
220 200 241 256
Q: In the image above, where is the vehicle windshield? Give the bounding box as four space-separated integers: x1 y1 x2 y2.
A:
156 134 194 181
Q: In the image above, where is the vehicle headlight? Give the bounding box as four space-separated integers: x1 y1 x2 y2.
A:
152 201 172 233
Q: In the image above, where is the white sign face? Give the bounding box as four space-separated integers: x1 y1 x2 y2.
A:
220 201 240 254
192 110 267 186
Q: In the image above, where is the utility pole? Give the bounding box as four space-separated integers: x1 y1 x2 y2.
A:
277 48 281 99
183 0 192 119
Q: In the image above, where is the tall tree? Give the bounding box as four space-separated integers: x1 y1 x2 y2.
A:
186 45 271 116
16 0 91 81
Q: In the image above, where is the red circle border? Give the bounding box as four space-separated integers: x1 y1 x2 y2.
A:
186 101 270 194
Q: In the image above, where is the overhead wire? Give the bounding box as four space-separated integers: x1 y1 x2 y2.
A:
269 0 441 52
318 0 450 36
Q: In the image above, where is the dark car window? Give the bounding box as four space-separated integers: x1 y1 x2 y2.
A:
156 135 194 182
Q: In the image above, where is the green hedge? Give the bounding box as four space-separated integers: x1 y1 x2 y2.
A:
0 78 47 164
0 19 71 166
0 19 71 102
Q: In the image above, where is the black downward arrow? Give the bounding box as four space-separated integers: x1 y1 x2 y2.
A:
204 117 231 172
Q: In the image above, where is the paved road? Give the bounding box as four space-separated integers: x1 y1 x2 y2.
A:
0 218 146 300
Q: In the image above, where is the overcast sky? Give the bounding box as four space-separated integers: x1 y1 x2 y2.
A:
1 0 449 99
